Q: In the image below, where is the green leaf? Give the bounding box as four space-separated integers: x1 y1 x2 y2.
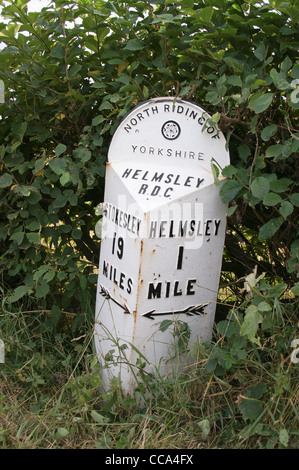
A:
248 93 274 113
197 419 210 440
291 282 299 296
60 173 71 186
239 398 264 421
91 410 110 424
50 45 65 59
211 163 220 185
92 115 104 126
227 205 237 216
53 194 68 208
49 158 66 175
55 428 69 441
222 165 237 178
159 320 172 333
26 232 41 244
254 43 266 61
290 193 299 206
35 280 50 298
124 39 145 51
261 124 277 141
10 231 25 245
265 144 283 159
251 177 270 199
8 285 32 303
245 383 267 400
259 217 283 241
73 147 91 163
55 144 67 158
263 192 282 206
198 6 214 22
279 429 289 447
220 179 243 203
279 201 294 219
269 178 292 193
258 301 271 312
227 75 242 87
270 69 291 90
72 228 82 239
0 173 13 188
240 305 263 345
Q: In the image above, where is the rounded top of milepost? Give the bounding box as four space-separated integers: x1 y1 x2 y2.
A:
107 97 230 171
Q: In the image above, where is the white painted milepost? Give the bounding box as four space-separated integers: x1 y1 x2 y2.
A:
94 97 230 395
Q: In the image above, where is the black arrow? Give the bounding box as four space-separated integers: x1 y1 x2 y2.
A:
142 304 209 320
99 286 208 320
98 285 131 314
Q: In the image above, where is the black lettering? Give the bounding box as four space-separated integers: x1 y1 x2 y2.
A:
103 260 108 277
177 246 184 270
196 178 204 187
148 282 162 299
164 187 173 198
179 220 188 236
189 220 196 235
119 272 125 290
114 208 119 224
187 279 196 295
132 169 141 179
113 267 118 285
173 175 181 185
149 221 157 238
127 278 132 294
184 176 193 187
205 220 212 236
122 168 132 178
139 184 148 194
123 213 128 229
159 221 167 237
151 185 160 196
164 174 173 184
152 172 163 182
169 220 175 237
215 219 221 236
165 281 171 298
173 280 182 296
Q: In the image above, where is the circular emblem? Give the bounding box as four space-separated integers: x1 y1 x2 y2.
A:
161 120 181 140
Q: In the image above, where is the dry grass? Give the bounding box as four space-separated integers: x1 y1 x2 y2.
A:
0 302 298 449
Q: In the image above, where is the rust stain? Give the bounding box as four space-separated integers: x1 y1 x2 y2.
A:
140 238 144 257
130 238 144 359
133 239 144 325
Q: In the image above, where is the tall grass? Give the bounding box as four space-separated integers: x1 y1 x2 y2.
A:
0 288 298 449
